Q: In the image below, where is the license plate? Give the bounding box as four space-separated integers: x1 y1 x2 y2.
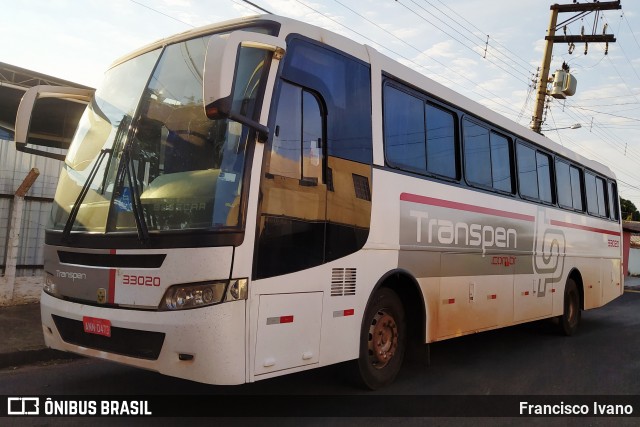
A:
83 316 111 337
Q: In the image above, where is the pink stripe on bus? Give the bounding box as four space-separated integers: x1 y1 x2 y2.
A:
400 193 535 222
549 219 620 236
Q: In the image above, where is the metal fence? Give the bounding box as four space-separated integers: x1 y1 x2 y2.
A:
0 137 62 277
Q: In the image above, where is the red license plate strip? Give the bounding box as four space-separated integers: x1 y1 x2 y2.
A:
82 316 111 337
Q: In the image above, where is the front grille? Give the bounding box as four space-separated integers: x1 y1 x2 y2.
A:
52 315 165 360
57 251 166 268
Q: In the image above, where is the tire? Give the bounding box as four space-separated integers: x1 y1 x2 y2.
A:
357 287 406 390
559 278 581 336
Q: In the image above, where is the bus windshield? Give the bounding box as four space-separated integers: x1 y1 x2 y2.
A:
50 32 267 235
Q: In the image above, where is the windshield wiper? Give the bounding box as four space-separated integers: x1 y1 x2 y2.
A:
62 148 112 242
121 146 149 243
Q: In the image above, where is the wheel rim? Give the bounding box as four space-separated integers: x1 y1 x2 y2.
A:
368 310 398 369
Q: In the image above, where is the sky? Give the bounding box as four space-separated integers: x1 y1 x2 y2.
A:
4 0 640 211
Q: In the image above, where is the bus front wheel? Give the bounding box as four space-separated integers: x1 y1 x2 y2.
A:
357 287 406 390
559 278 581 336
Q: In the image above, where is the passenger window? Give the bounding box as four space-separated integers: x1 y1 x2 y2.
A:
608 181 619 220
464 119 492 187
556 160 572 208
383 85 458 180
463 119 512 192
596 176 607 217
570 166 583 211
490 132 512 192
586 173 598 215
426 104 457 178
517 143 538 199
384 86 426 171
517 143 553 203
585 172 607 217
536 152 553 203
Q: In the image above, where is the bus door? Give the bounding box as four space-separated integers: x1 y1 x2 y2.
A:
253 81 326 375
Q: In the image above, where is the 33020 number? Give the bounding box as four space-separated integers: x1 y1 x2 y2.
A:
122 274 161 287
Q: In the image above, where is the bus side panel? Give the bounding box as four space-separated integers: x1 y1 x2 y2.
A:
602 257 623 305
438 254 513 338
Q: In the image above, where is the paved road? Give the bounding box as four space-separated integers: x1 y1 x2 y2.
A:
1 291 639 424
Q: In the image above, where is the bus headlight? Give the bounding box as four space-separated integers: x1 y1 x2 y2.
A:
160 279 248 311
44 273 58 296
226 278 248 301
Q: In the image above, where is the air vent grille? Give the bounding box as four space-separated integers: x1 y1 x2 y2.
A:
331 268 357 296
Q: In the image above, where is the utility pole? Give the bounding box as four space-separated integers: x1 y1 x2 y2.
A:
531 1 622 134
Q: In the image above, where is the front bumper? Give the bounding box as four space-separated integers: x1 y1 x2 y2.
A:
40 291 246 385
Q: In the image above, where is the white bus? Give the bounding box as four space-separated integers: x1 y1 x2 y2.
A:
16 14 623 389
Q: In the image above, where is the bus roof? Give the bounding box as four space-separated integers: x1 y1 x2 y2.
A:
110 14 615 180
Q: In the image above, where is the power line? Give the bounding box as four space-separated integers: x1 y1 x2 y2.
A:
430 0 534 74
603 15 640 91
396 0 531 85
549 98 640 163
128 0 195 27
561 102 640 166
238 0 273 14
623 13 640 50
576 93 640 101
570 106 640 122
325 0 525 118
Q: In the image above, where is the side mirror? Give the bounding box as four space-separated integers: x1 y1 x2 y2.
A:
15 85 94 161
203 31 286 137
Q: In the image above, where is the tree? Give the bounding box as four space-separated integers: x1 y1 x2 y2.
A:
620 197 640 221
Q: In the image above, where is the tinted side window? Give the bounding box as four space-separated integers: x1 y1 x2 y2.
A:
517 143 538 199
608 181 619 220
463 119 512 193
570 166 583 211
464 119 491 187
556 160 572 208
586 173 608 217
490 132 512 192
517 142 552 203
585 172 598 215
426 104 457 178
596 176 607 217
537 152 553 203
283 39 372 164
384 86 426 171
270 83 302 179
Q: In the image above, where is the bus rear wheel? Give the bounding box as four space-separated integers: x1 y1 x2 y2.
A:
559 278 581 336
357 287 406 390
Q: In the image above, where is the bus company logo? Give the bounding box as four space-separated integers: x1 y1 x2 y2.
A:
56 270 87 281
7 397 39 415
532 210 567 297
492 256 516 267
409 210 517 251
